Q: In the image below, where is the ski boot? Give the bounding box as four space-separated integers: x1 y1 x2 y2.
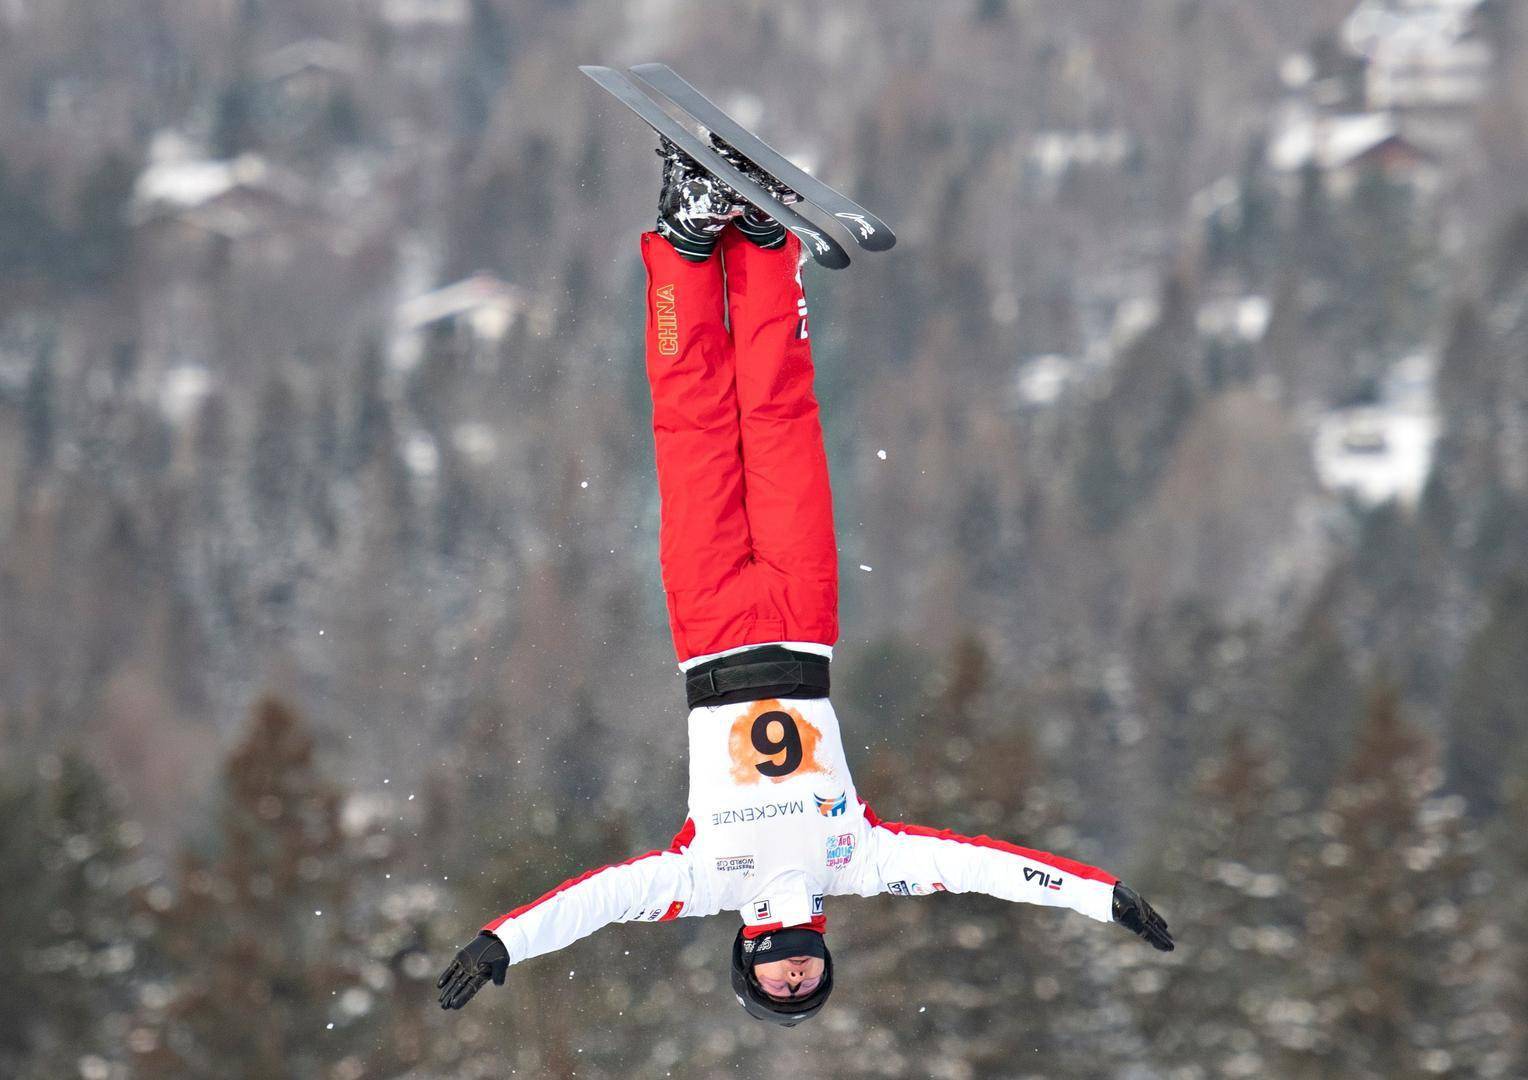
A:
709 134 798 251
655 138 741 262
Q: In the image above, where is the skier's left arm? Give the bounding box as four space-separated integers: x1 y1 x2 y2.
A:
858 813 1173 951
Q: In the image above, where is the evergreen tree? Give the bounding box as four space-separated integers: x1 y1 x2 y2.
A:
212 80 258 158
137 697 388 1077
347 339 389 473
250 374 302 524
1494 761 1528 1076
1447 577 1528 813
1134 729 1307 1076
21 342 54 473
848 638 1143 1076
1277 611 1365 795
1288 686 1498 1078
69 152 135 288
0 755 146 1078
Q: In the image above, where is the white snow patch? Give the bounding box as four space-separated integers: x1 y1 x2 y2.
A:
1280 52 1315 89
1197 296 1270 343
402 432 438 477
1313 353 1438 508
990 291 1020 325
1112 297 1159 350
381 0 467 28
1190 175 1240 223
397 273 522 342
858 564 873 572
339 987 373 1018
876 449 887 460
1029 129 1132 178
159 365 212 424
1013 354 1074 407
452 422 498 466
1269 110 1399 173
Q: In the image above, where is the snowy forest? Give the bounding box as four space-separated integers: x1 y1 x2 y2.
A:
4 0 1528 1076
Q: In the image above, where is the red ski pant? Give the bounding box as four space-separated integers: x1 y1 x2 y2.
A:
642 229 838 663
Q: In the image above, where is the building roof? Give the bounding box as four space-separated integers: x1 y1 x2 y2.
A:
256 39 360 84
1268 111 1428 172
397 273 523 336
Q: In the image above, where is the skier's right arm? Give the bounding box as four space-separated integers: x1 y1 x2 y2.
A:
438 826 703 1009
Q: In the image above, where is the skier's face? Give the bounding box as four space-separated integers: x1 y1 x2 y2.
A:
751 955 825 1000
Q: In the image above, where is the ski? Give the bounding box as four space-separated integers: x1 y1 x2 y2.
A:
630 63 895 252
581 66 851 270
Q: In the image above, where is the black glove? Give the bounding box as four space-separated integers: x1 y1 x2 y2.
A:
1112 883 1174 952
436 931 510 1009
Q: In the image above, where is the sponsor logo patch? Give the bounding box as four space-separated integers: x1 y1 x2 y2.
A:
716 855 756 874
812 894 825 916
752 899 772 920
825 832 856 870
887 880 911 897
814 791 847 817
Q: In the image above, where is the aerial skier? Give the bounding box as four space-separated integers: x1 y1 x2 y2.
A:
437 142 1174 1027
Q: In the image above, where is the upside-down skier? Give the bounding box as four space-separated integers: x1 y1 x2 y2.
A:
437 141 1174 1027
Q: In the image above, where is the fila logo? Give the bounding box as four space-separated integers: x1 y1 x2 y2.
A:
795 295 809 341
1023 867 1065 891
812 894 824 915
753 899 772 920
655 284 678 355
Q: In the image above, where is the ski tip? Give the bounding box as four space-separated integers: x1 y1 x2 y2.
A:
790 226 850 270
831 211 897 252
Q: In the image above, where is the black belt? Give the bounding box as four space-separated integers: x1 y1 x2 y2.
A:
685 646 831 709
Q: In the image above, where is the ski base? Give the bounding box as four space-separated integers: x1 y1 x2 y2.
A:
581 65 851 270
630 63 895 252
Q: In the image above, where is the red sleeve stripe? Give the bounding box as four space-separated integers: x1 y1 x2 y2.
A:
481 818 696 934
669 817 696 852
872 818 1117 885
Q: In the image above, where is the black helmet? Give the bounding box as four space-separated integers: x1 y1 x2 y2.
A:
730 926 834 1027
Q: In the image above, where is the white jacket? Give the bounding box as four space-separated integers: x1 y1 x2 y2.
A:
483 696 1117 964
